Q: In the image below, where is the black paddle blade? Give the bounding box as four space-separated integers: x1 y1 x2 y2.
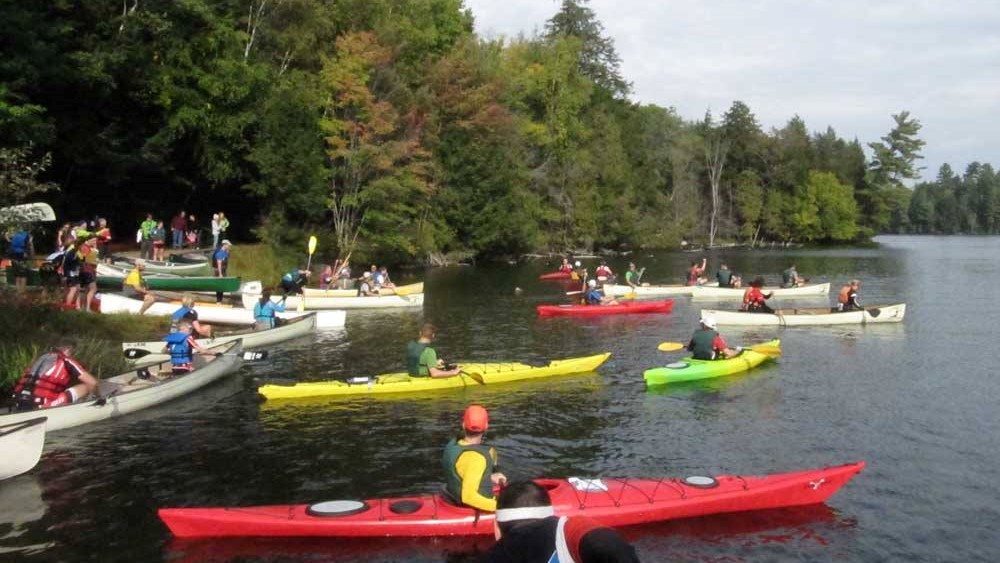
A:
124 348 150 359
868 308 881 318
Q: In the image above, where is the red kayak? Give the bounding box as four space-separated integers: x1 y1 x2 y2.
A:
537 299 673 317
159 462 864 539
539 271 575 281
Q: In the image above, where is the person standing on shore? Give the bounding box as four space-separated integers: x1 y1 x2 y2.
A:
95 218 111 263
210 213 222 249
7 227 33 291
217 213 229 247
171 210 187 249
139 213 156 259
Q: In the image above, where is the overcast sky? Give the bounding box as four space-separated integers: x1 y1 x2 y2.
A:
464 0 1000 181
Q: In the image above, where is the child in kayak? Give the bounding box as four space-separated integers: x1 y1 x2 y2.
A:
484 480 639 563
584 279 618 306
442 405 506 512
406 323 462 378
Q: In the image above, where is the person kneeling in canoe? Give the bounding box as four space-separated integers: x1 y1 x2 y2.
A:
162 320 211 375
782 264 806 288
357 271 378 296
11 343 99 411
688 316 741 360
584 279 618 306
837 279 862 312
253 289 286 329
742 277 775 313
280 267 311 296
172 295 213 337
442 405 507 512
484 480 639 563
406 323 462 378
716 262 734 288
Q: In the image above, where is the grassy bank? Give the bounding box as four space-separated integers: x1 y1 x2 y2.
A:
0 292 169 397
228 243 299 290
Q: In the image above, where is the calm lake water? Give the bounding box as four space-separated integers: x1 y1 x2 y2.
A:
2 235 997 562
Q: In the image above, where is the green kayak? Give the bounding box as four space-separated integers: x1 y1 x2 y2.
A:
643 339 780 386
97 275 241 293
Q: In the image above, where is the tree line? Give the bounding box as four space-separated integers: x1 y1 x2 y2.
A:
0 0 982 261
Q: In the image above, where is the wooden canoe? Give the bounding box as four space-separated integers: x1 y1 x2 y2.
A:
0 341 242 432
0 417 47 480
701 303 906 326
121 312 317 363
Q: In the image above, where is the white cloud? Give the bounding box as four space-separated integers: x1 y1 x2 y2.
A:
464 0 1000 178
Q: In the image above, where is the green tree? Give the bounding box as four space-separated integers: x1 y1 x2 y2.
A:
544 0 629 98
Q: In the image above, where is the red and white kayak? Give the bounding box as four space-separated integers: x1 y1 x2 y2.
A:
536 300 673 317
159 461 864 539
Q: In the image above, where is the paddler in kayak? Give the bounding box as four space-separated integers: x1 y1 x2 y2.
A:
254 289 287 329
686 257 708 286
837 279 862 311
171 295 213 337
11 342 99 411
716 262 734 288
584 279 618 306
406 323 462 377
162 320 211 375
442 405 507 511
571 260 583 281
484 480 639 563
742 277 775 313
624 262 643 288
124 259 157 314
687 316 741 360
594 260 614 282
782 263 806 288
557 257 573 273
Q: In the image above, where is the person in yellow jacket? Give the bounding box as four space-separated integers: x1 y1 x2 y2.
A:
442 405 507 511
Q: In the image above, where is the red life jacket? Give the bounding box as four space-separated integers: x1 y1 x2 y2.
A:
838 285 852 304
13 352 80 405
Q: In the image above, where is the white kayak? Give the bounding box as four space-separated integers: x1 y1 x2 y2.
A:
98 293 345 328
0 341 242 432
0 417 47 480
242 291 423 310
301 281 423 297
701 303 906 326
121 312 317 363
691 282 831 300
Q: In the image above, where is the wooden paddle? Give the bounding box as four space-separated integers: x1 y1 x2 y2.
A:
656 342 782 357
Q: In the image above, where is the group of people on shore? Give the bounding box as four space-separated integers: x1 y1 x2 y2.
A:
138 211 229 261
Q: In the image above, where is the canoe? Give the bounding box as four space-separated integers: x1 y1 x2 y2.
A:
539 271 576 281
242 292 423 311
0 341 242 432
691 283 830 300
602 283 695 297
96 267 241 293
701 303 907 326
301 281 424 297
0 202 56 223
111 257 210 276
643 340 780 385
158 461 864 538
258 353 611 400
537 300 673 317
168 251 211 264
0 417 47 480
122 313 317 363
98 293 346 328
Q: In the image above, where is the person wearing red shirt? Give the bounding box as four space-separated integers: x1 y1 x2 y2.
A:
742 276 775 313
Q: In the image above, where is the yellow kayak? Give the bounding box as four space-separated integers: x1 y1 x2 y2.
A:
258 353 611 400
